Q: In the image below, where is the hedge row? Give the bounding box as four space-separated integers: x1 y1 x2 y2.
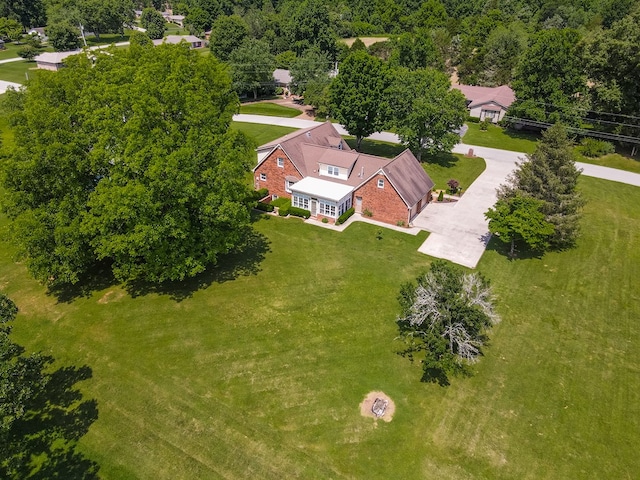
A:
336 207 355 225
255 202 274 212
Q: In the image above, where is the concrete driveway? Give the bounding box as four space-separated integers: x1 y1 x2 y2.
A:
0 80 22 94
414 145 523 268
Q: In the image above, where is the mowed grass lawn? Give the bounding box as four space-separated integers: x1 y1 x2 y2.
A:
0 60 36 84
3 175 639 479
239 102 301 118
463 122 540 153
2 121 639 479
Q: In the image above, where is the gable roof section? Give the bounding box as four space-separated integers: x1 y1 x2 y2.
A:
34 50 82 64
383 150 435 207
453 84 515 110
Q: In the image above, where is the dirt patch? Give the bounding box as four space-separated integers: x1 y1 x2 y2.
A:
341 37 389 47
97 289 124 304
359 391 395 422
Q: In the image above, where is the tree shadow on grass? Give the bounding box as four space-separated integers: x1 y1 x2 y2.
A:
422 151 460 168
49 224 271 303
5 362 99 479
484 235 545 261
125 227 271 302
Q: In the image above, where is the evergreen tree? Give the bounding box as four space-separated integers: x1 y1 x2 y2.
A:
498 124 584 249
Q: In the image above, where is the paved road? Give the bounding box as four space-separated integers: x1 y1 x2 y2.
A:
234 114 640 268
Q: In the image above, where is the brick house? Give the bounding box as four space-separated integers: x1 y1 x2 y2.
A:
253 122 434 226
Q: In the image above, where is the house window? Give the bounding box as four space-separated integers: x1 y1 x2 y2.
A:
377 178 384 188
285 179 296 193
327 165 339 176
319 202 336 217
260 173 267 181
277 157 284 167
483 110 498 120
293 195 309 210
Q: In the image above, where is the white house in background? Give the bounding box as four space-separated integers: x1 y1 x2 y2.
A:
161 13 185 27
34 50 82 71
153 35 204 49
28 27 48 41
452 84 515 123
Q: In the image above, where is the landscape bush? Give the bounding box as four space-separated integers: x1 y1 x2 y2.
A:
255 202 274 212
255 188 269 199
336 207 355 225
437 191 444 202
466 116 481 123
271 197 291 208
578 138 615 157
288 206 311 218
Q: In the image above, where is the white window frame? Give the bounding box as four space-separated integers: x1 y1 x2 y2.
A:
377 178 384 188
319 202 336 217
277 157 285 168
285 179 295 193
327 165 339 176
260 173 267 181
292 195 309 210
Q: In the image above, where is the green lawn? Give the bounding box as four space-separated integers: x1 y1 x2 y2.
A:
0 60 36 84
230 122 297 146
576 152 640 174
346 137 486 191
238 102 301 118
464 122 540 153
84 31 133 47
2 174 639 479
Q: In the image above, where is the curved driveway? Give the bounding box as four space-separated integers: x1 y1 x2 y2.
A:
235 114 640 268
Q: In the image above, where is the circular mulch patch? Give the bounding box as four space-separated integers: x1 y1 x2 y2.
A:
359 391 396 422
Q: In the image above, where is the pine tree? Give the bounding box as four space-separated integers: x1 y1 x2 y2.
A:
498 124 584 249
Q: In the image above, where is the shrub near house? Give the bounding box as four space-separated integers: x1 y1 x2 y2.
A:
253 122 434 226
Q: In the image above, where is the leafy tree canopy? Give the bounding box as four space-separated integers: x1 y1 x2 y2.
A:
228 38 275 99
45 21 80 51
209 14 249 61
140 7 165 39
2 43 255 287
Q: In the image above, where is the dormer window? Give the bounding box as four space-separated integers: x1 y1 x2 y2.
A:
277 157 284 167
377 178 384 188
327 165 339 176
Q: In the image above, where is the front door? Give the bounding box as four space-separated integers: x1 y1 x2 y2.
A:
355 196 363 213
311 199 317 216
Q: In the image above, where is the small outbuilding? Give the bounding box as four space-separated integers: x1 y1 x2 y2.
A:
34 50 83 71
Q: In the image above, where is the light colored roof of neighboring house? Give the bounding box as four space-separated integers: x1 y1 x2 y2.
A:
383 150 435 207
153 35 202 46
256 122 434 207
273 68 292 85
290 176 354 202
34 50 82 64
453 84 515 110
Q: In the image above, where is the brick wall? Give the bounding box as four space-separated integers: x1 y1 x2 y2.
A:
353 173 408 225
253 148 302 199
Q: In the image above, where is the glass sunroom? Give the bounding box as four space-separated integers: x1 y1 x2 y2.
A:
289 177 353 220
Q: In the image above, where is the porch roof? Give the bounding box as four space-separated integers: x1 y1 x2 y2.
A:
289 177 353 202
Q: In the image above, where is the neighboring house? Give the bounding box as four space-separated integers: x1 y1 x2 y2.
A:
34 50 82 71
28 27 48 42
253 122 434 226
153 35 203 49
272 69 291 88
453 84 515 123
162 13 185 27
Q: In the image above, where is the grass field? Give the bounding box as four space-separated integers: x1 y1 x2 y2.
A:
576 152 640 174
238 102 301 118
0 60 35 84
463 122 540 153
3 173 639 479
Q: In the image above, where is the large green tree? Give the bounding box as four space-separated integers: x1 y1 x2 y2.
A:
0 0 46 29
45 21 80 51
485 193 555 257
283 0 337 58
209 14 248 61
386 67 467 159
0 16 22 41
78 0 134 39
140 7 165 40
329 50 389 150
498 124 584 249
0 292 99 478
510 28 587 125
2 43 255 286
396 261 499 385
228 38 275 99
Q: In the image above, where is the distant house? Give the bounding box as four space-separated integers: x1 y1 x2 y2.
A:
34 50 82 71
453 84 515 123
253 122 434 226
161 13 185 27
28 27 47 42
272 69 292 88
153 35 203 49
